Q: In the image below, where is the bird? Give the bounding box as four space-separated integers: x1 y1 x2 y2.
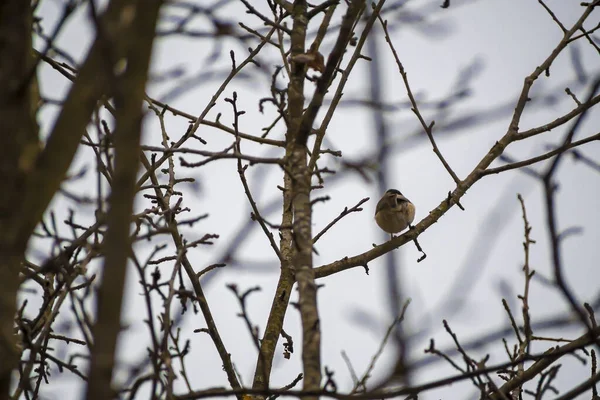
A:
374 189 416 240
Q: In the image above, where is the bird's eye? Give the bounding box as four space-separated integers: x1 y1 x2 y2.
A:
396 196 405 205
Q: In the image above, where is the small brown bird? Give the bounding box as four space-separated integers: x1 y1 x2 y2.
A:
375 189 416 239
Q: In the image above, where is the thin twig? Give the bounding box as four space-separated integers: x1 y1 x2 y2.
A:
377 15 461 185
227 92 283 260
313 197 369 243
